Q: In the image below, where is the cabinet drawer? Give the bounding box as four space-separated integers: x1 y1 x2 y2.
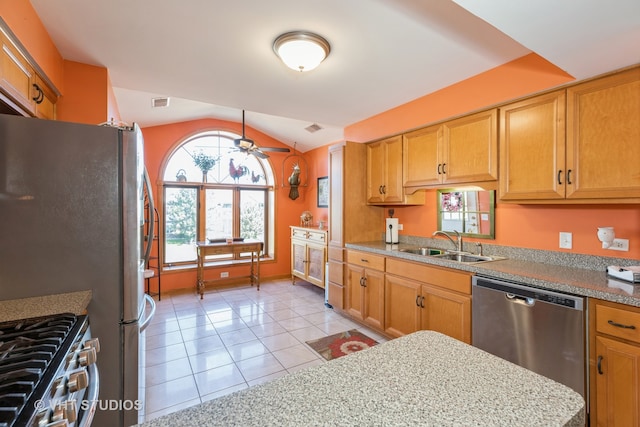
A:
386 258 471 294
347 250 385 271
291 227 327 243
328 246 343 262
596 303 640 344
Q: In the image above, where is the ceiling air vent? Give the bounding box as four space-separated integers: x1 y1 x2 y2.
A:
151 97 170 108
305 123 322 133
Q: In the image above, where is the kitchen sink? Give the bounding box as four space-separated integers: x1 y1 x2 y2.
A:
431 253 506 263
400 247 445 256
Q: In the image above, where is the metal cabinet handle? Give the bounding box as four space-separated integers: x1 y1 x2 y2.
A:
360 258 369 263
362 277 367 287
557 170 563 185
437 164 442 175
567 169 572 185
32 83 44 104
378 185 383 194
442 163 447 174
597 355 604 375
608 319 636 330
415 295 421 307
420 296 425 308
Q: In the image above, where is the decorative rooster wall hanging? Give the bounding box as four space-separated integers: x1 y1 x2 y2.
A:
288 163 301 200
229 158 248 182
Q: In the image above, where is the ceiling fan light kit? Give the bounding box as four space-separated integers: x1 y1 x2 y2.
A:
234 110 290 158
273 31 331 72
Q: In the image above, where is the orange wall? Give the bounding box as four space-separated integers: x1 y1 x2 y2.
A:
344 55 639 260
141 118 329 291
56 61 110 124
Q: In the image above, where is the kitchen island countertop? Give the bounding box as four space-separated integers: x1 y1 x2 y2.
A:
137 331 584 427
0 290 92 322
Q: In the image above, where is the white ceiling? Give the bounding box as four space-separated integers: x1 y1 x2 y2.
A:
30 0 640 152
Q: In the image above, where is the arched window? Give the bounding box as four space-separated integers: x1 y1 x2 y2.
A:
161 130 275 266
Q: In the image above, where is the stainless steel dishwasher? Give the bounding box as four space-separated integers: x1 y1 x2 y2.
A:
472 275 586 399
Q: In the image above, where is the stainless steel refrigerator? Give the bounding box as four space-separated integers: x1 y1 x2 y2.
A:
0 113 156 426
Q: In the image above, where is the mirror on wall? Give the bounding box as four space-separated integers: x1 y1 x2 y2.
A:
437 189 495 239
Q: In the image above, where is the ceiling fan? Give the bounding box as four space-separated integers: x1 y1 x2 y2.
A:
234 110 291 159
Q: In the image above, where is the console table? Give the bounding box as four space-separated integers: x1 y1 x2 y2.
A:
195 240 263 299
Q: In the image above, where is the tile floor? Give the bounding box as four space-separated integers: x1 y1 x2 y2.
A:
143 278 388 422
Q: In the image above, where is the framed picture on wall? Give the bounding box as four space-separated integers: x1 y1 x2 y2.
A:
317 176 328 207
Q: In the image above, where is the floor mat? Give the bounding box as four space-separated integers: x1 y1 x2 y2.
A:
306 329 378 361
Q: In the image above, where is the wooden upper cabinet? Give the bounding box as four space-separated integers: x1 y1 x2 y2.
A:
0 32 35 114
500 67 640 203
403 108 498 192
367 136 423 205
499 90 566 200
566 67 640 200
442 108 498 185
403 124 441 187
0 27 58 120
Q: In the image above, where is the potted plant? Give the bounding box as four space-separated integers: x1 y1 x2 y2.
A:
192 152 216 182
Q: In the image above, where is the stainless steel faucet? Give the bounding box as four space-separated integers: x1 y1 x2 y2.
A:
433 230 463 252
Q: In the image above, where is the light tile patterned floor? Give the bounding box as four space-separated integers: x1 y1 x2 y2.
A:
143 278 388 422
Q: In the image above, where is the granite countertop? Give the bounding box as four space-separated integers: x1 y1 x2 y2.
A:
346 241 640 307
138 331 584 427
0 290 92 322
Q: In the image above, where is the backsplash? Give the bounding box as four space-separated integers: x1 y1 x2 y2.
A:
398 235 638 271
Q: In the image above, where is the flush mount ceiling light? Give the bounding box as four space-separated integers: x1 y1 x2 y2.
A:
273 31 331 72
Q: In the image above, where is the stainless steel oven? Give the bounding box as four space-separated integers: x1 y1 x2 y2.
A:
0 313 99 427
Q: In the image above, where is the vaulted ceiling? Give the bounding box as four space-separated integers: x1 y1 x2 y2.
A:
30 0 640 152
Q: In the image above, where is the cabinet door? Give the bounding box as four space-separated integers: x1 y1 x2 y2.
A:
421 284 471 344
306 244 326 288
382 136 404 203
566 68 640 200
328 144 344 247
442 108 498 184
0 33 35 114
33 75 56 120
291 240 307 279
595 336 640 426
366 140 386 203
403 124 441 188
346 264 365 319
499 91 566 200
384 274 421 338
363 269 385 330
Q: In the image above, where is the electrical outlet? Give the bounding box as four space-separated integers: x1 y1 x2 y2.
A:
220 272 229 278
607 238 629 251
559 232 572 249
398 224 403 231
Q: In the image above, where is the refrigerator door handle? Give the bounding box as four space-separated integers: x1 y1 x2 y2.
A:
140 294 156 332
143 167 155 265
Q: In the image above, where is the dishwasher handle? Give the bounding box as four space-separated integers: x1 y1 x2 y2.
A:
506 293 535 306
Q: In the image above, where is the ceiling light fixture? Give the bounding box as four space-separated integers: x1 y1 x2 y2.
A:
273 31 330 72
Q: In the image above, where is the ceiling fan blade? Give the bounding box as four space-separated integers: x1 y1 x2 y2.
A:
260 147 291 152
251 149 269 159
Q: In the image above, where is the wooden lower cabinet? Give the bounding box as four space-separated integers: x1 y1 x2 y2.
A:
346 250 385 330
384 258 472 343
346 263 385 330
589 298 640 426
290 226 327 288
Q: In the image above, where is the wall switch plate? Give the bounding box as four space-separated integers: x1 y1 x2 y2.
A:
220 271 229 278
559 232 572 249
397 224 403 231
607 238 629 251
